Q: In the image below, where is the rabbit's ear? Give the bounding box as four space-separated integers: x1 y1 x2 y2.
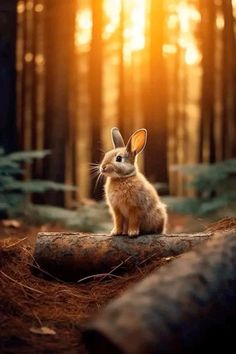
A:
111 127 125 148
126 129 147 155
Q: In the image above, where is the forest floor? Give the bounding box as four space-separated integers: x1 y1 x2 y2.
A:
0 214 234 354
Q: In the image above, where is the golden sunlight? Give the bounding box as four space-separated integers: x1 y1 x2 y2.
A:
103 0 121 39
185 45 201 65
75 0 147 58
103 0 147 61
175 1 201 65
163 43 177 55
177 2 201 32
75 0 201 65
75 8 92 49
123 0 147 52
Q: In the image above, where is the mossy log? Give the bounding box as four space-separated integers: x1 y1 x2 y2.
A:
83 231 236 354
33 232 213 281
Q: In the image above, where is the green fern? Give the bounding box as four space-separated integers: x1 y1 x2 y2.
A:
0 148 77 216
168 159 236 215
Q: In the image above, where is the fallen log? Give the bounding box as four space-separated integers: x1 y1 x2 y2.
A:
83 231 236 354
33 231 213 281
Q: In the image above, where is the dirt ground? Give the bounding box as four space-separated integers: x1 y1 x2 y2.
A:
0 217 235 354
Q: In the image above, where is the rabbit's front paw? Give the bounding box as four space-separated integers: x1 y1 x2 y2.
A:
128 229 140 237
110 228 123 236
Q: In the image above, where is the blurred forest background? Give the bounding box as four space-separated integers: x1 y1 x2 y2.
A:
0 0 236 231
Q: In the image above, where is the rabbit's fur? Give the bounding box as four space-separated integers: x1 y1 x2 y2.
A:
100 127 167 237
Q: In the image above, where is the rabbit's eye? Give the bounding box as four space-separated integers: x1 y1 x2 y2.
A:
116 155 122 162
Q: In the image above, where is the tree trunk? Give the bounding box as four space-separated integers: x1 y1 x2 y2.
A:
84 230 236 354
89 0 103 199
33 231 213 281
0 0 17 152
43 0 76 205
118 0 125 137
199 0 216 163
144 0 168 184
221 0 236 159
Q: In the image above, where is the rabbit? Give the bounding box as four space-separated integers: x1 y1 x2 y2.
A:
99 127 167 237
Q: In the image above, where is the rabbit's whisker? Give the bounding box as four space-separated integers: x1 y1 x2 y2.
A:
89 167 99 173
89 164 100 171
90 171 100 179
89 162 100 167
89 164 100 177
94 172 104 192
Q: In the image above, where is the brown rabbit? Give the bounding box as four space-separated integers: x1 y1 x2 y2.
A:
100 127 167 237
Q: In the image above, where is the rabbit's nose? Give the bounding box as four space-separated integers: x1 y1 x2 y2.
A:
101 165 107 172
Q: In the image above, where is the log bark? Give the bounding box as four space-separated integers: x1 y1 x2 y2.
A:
33 232 213 281
83 231 236 354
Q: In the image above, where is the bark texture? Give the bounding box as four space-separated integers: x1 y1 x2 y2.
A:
33 232 213 281
83 231 236 354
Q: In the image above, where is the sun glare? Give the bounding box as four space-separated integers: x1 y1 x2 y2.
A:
185 45 201 65
75 8 92 48
103 0 147 61
75 0 201 65
177 3 201 32
216 14 224 30
163 43 177 55
175 2 201 65
103 0 121 39
124 0 146 52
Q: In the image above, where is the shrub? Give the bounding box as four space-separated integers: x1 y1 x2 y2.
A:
0 148 76 217
167 159 236 215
